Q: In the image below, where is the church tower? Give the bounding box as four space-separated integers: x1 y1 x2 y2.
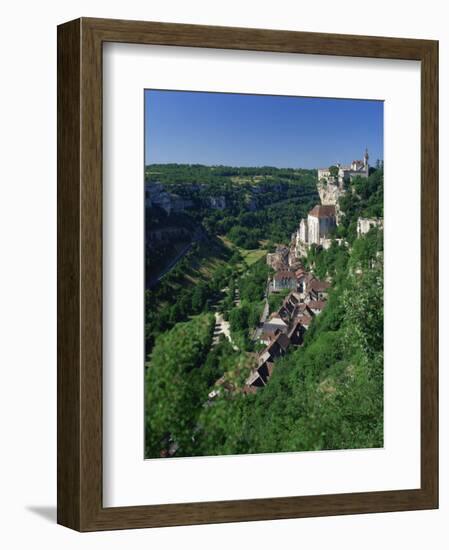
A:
364 147 369 169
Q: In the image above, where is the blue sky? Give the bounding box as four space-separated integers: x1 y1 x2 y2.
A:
144 90 383 169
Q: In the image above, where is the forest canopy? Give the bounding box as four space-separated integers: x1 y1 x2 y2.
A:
145 163 384 459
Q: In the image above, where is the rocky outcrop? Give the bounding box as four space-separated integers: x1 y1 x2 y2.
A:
317 180 345 206
317 180 346 224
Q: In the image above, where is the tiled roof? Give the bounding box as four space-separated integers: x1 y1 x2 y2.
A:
274 270 296 281
308 300 327 310
309 205 336 219
275 333 291 351
309 279 331 292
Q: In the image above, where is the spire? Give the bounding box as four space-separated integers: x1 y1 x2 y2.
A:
364 147 369 168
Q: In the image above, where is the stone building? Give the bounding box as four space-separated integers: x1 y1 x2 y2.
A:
293 204 337 255
308 279 331 301
317 150 369 224
299 218 308 243
318 148 369 187
266 245 290 270
307 205 337 245
273 271 297 292
292 151 369 258
357 217 383 237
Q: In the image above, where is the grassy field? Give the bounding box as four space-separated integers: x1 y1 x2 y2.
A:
240 248 267 266
230 175 273 185
182 240 231 284
218 236 267 268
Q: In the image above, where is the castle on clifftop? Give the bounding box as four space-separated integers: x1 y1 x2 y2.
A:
317 148 369 188
291 149 370 261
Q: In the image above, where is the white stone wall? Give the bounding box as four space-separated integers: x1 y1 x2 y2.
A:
306 214 337 245
357 217 383 237
307 215 320 244
318 216 335 237
318 168 330 181
299 218 308 242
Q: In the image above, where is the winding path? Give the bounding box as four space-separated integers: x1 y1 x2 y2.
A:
212 312 238 351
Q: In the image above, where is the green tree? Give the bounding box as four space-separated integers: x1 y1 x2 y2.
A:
145 314 214 458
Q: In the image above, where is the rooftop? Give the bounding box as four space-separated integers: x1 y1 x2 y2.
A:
271 332 291 352
309 205 336 219
308 300 327 310
274 270 296 281
265 317 287 327
309 279 331 292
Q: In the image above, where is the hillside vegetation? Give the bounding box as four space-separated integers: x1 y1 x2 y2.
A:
145 164 384 458
147 163 319 249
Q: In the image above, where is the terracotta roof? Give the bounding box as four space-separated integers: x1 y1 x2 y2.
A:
308 300 327 310
284 291 301 304
274 332 291 351
309 205 336 219
266 316 287 327
262 320 286 334
274 270 296 281
304 273 316 284
261 328 279 339
309 279 331 292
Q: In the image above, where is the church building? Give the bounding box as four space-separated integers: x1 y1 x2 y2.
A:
318 148 369 186
307 205 337 244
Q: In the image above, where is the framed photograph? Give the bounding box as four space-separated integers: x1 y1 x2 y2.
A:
57 17 438 531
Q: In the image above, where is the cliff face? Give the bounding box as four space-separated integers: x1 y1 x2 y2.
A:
317 180 345 206
317 180 346 224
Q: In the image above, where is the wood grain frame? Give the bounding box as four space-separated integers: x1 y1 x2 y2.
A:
57 17 438 531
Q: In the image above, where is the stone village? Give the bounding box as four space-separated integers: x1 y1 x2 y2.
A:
214 149 382 396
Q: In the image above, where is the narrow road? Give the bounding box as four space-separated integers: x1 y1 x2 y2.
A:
147 226 206 288
212 312 238 351
252 278 271 341
253 299 269 341
155 242 192 282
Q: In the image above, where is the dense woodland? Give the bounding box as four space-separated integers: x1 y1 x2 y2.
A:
145 164 384 459
146 163 319 249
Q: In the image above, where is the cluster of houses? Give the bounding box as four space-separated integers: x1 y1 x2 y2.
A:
317 148 370 186
244 263 331 393
206 150 382 399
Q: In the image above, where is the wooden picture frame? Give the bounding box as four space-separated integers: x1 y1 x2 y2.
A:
57 17 438 531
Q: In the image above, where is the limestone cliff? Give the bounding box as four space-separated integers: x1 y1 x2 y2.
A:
317 180 346 224
317 180 345 206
